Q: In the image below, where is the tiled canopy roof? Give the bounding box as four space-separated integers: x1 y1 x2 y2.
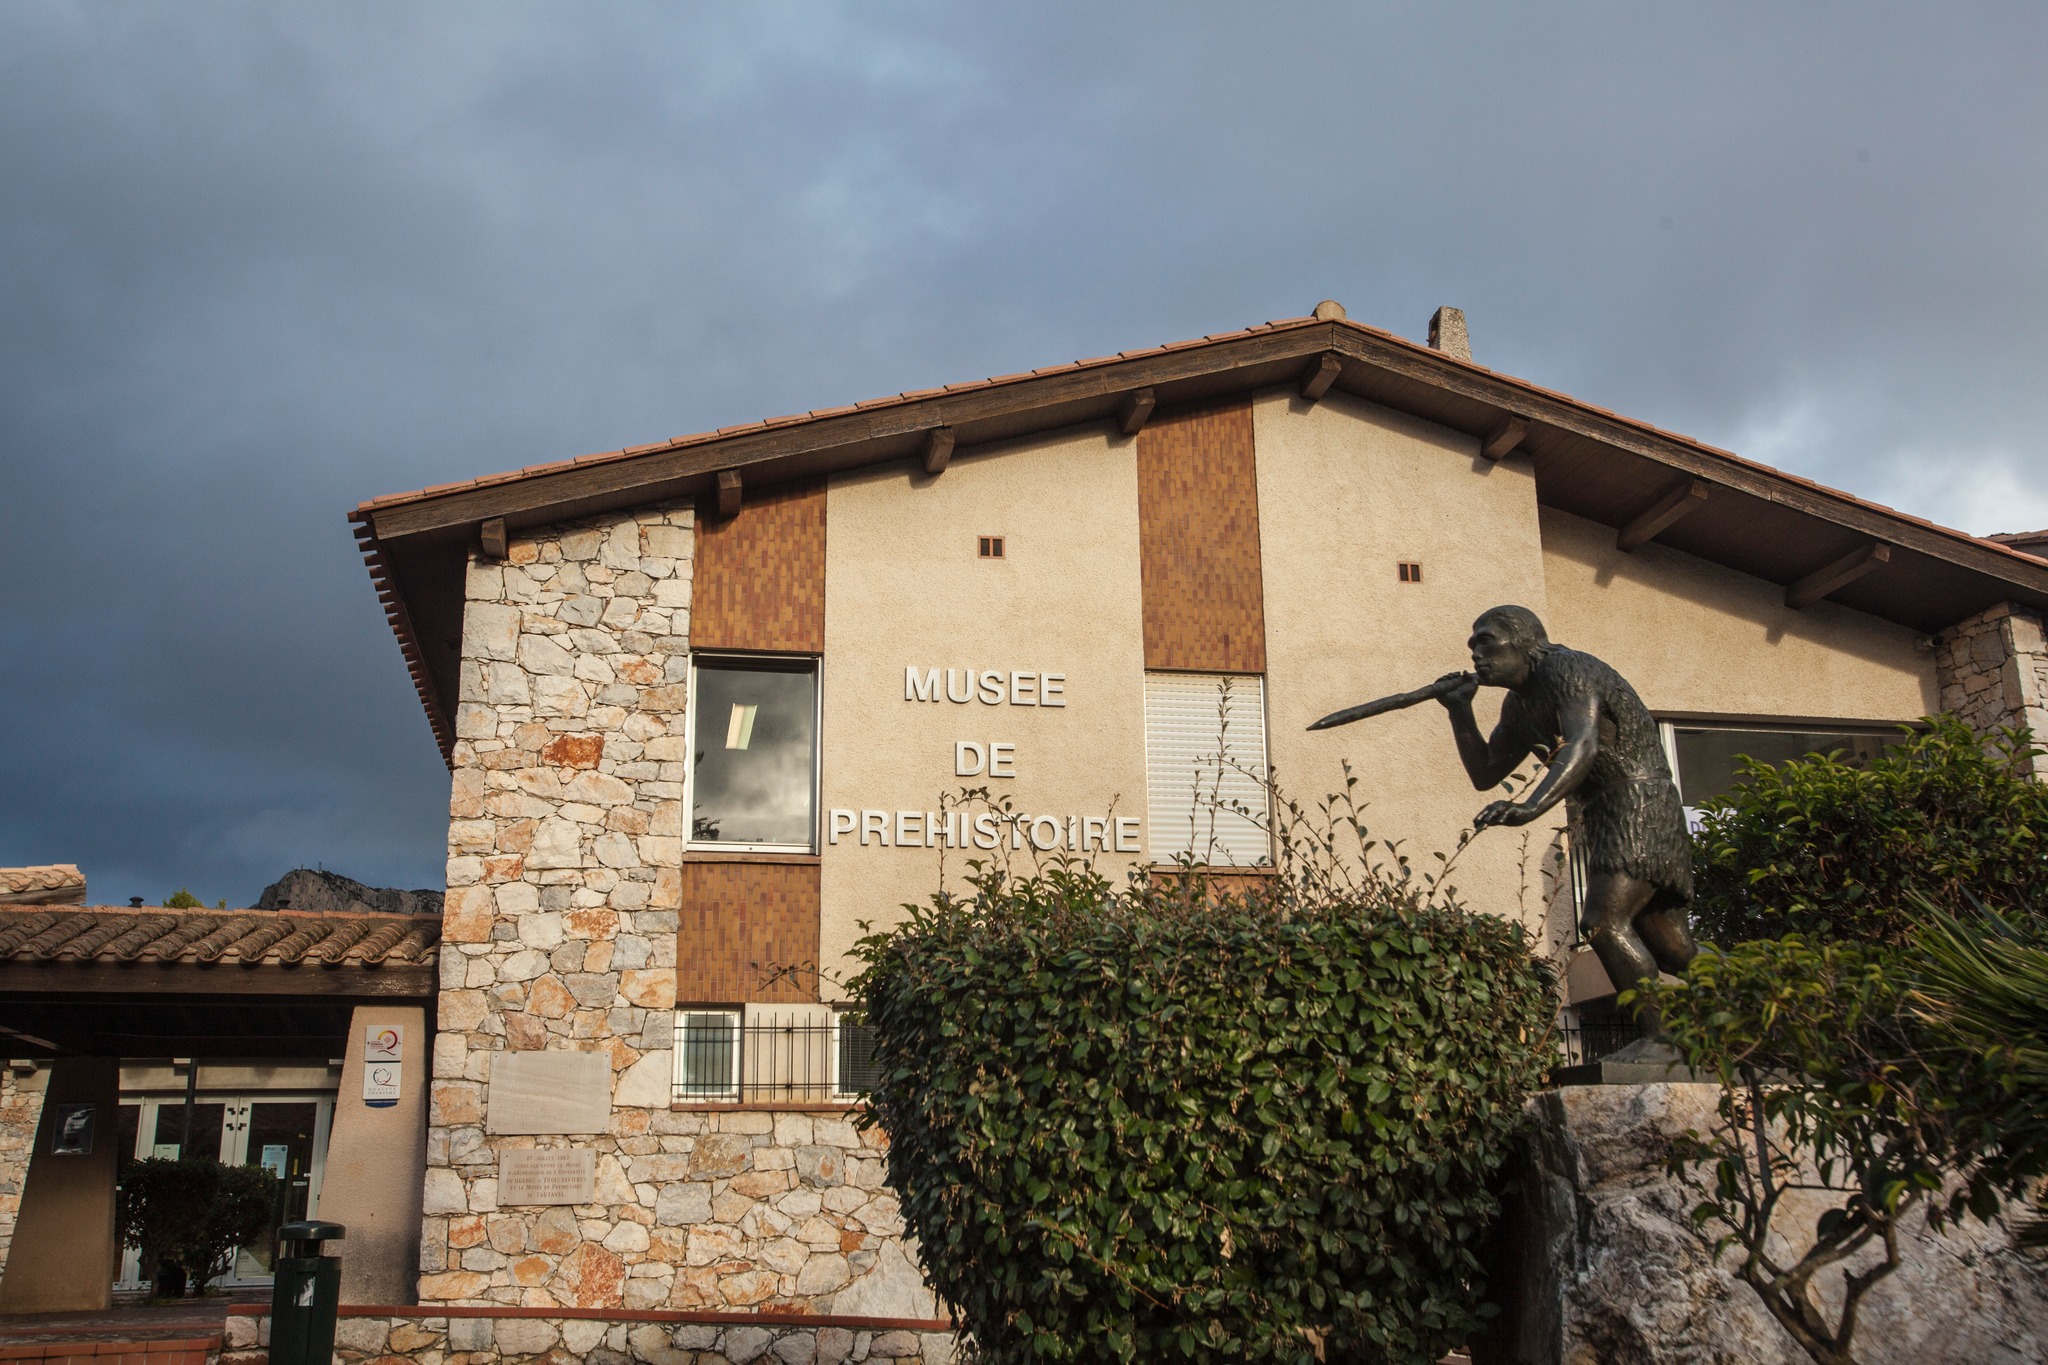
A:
0 865 86 906
0 907 439 968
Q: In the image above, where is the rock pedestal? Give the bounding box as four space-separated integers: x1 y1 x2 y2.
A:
1473 1083 2048 1365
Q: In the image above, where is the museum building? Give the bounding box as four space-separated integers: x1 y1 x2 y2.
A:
12 302 2046 1345
324 301 2048 1325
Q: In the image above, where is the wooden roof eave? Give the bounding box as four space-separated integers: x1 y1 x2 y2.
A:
352 316 2048 763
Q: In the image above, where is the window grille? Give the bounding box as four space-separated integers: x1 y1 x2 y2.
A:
671 1011 878 1104
1554 1008 1636 1070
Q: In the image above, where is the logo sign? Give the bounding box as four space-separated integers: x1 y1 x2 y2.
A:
364 1024 404 1107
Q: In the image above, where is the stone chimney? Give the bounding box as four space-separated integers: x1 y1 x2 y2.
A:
1428 307 1471 361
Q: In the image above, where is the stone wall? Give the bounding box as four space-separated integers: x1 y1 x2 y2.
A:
1934 601 2048 774
429 503 695 1306
429 502 941 1319
1474 1083 2048 1365
0 1063 49 1274
222 1310 956 1365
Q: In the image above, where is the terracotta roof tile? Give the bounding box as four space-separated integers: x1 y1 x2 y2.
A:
349 308 2048 776
348 314 1325 513
0 866 86 907
0 907 440 969
348 305 2048 579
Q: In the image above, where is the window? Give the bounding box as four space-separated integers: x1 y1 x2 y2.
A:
673 1010 742 1101
978 535 1005 558
834 1014 881 1098
687 655 820 850
1397 561 1423 583
1664 723 1896 810
1144 673 1271 866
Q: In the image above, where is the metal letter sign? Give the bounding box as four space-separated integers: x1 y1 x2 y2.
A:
363 1023 404 1108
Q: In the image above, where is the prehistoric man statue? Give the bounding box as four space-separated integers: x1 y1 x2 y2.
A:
1435 605 1696 1040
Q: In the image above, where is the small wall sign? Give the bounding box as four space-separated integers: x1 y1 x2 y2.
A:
364 1023 404 1107
499 1149 597 1206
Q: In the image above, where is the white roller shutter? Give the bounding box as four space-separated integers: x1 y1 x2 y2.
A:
1144 673 1271 866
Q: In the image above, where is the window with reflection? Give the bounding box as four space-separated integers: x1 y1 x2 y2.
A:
688 655 819 850
1668 724 1896 809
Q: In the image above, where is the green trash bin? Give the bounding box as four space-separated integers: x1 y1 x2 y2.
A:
269 1220 345 1365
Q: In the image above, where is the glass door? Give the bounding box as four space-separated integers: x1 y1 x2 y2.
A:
113 1093 332 1290
219 1099 327 1283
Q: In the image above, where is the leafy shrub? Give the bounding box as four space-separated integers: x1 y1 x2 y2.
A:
853 862 1554 1364
118 1157 279 1293
1690 717 2048 946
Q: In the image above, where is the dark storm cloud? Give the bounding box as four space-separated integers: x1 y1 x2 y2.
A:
2 2 2043 903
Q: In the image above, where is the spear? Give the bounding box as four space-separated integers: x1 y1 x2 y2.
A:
1305 672 1475 731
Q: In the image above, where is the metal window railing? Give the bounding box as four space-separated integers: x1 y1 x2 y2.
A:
1554 1013 1637 1069
672 1013 880 1104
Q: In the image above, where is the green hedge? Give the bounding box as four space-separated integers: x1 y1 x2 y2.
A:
1690 717 2048 946
853 865 1554 1364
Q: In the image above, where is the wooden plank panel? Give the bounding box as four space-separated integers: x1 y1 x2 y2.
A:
1136 399 1267 673
678 861 820 1003
691 479 826 652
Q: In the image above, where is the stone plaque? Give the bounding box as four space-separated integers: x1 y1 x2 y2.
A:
486 1051 611 1135
499 1148 596 1206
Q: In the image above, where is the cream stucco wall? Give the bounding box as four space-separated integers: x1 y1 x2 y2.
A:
819 428 1151 989
321 1004 429 1305
1539 507 1937 721
1254 390 1565 928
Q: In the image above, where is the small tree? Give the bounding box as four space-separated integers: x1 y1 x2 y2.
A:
118 1157 214 1291
118 1157 279 1293
1689 718 2048 946
1637 940 1993 1365
1639 714 2048 1365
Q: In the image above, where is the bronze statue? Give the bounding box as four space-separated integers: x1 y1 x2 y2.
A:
1311 605 1695 1040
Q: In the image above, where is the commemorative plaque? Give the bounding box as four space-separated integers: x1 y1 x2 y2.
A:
485 1051 611 1135
499 1148 597 1206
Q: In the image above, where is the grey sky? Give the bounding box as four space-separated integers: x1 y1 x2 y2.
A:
2 3 2043 905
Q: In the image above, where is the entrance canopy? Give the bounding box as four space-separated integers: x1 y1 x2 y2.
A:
0 907 438 1058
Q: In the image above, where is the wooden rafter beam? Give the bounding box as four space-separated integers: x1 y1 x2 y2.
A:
716 469 742 518
478 517 508 559
922 427 955 476
1786 542 1890 610
1617 479 1710 553
1299 354 1342 402
1120 387 1156 436
1481 415 1528 461
0 962 437 998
